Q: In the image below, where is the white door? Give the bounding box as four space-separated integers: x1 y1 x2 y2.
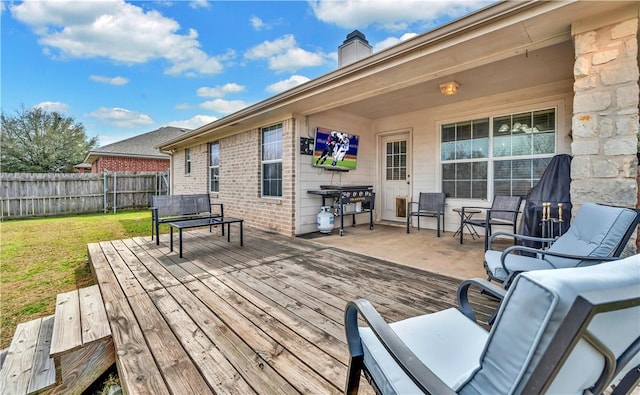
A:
380 133 410 222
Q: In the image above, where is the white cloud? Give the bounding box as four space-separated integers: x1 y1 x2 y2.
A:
197 83 246 98
309 0 491 31
189 0 211 9
10 0 226 76
200 99 249 115
269 48 325 73
34 101 69 113
89 75 129 86
168 114 218 130
250 15 265 30
373 32 418 52
245 34 327 72
266 75 311 94
245 35 297 60
89 107 153 128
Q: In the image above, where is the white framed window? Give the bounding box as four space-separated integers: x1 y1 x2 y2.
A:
261 124 283 198
209 142 219 193
441 108 556 199
185 148 191 174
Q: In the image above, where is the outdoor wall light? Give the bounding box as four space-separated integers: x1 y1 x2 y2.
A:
439 81 459 96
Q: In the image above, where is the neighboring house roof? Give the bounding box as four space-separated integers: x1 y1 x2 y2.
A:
158 0 634 151
84 126 189 165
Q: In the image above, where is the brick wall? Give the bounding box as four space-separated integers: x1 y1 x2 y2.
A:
172 145 209 194
171 118 297 236
93 156 170 173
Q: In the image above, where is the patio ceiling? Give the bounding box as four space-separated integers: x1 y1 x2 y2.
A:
160 1 634 150
334 40 575 120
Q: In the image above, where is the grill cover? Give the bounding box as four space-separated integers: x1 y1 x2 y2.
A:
518 154 572 250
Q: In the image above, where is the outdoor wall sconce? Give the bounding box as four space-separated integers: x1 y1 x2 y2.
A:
439 81 459 96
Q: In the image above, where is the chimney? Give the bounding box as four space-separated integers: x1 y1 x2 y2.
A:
338 30 372 67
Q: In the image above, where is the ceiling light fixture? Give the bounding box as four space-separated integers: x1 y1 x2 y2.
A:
439 81 460 96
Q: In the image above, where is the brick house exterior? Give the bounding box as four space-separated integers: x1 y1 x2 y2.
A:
160 2 639 244
77 126 187 173
171 120 297 235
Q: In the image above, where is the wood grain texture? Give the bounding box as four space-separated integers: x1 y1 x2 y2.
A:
127 292 217 395
88 227 499 394
0 318 42 395
42 339 114 395
104 298 170 395
79 285 111 344
50 290 81 357
26 315 56 393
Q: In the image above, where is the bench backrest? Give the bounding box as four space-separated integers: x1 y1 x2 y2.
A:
152 194 211 218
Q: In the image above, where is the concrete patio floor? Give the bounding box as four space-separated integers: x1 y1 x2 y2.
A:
300 222 502 280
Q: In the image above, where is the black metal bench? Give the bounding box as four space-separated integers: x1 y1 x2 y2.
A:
169 217 244 258
150 194 223 245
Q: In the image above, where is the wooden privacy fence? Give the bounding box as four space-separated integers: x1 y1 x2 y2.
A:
0 171 169 219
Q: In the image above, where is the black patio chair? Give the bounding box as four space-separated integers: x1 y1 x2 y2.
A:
459 195 522 251
406 192 446 237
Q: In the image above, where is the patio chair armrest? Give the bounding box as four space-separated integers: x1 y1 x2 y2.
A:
488 231 556 250
345 299 456 395
500 245 620 273
456 278 506 323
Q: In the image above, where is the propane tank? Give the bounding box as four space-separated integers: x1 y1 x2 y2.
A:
317 206 334 233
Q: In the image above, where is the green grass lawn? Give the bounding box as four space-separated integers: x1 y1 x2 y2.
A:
0 210 152 349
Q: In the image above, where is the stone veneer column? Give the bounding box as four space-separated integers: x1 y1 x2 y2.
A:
572 17 639 210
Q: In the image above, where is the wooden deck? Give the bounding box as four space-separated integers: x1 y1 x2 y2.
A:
88 226 498 394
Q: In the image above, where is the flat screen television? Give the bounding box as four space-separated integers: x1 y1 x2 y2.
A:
312 127 359 171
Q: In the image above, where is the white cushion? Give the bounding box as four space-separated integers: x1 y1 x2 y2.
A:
484 249 556 281
359 308 488 394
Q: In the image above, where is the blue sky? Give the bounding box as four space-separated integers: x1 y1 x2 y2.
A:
1 0 491 146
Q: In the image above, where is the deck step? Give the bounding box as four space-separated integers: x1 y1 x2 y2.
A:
50 284 111 358
0 315 57 395
0 284 114 395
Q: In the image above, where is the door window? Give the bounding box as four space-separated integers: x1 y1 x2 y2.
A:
386 140 407 180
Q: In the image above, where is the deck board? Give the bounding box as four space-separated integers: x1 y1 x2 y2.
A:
50 290 81 357
79 285 111 344
89 227 499 394
0 318 42 394
27 315 56 393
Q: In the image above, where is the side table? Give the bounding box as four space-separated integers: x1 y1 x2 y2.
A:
452 208 481 240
